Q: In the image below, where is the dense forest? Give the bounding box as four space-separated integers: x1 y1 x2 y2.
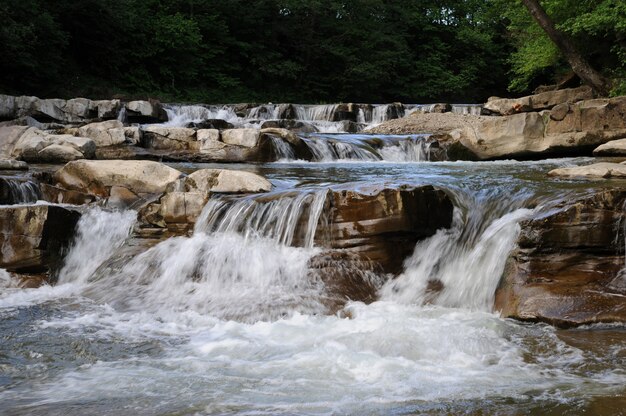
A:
0 0 624 103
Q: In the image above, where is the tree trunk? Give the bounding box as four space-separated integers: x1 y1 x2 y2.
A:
520 0 612 96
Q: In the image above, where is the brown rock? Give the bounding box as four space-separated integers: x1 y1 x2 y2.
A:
496 190 626 327
318 184 454 274
0 205 81 274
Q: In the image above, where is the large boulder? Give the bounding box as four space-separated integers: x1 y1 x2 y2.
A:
0 205 81 273
93 99 121 119
547 163 626 178
54 160 183 198
496 190 626 327
0 126 29 159
444 96 626 160
77 120 126 147
11 128 96 163
221 128 260 147
125 100 166 123
317 184 454 273
141 126 198 150
484 86 593 115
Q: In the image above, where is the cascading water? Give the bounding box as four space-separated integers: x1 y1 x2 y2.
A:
2 159 625 415
380 188 536 310
296 134 434 162
0 177 41 205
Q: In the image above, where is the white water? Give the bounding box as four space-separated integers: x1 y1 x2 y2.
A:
1 177 625 413
299 134 433 162
0 178 40 205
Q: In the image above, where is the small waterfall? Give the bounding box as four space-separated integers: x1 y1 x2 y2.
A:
57 191 331 321
380 188 535 311
298 134 433 162
303 136 380 161
58 209 137 285
163 104 240 127
195 189 328 248
267 134 296 160
116 106 127 123
371 104 390 124
294 104 339 121
451 104 483 115
246 104 280 120
0 177 41 205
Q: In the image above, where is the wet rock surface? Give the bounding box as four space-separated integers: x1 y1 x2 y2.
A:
0 205 81 274
496 189 626 327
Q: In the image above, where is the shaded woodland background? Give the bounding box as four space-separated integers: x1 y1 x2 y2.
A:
1 0 624 103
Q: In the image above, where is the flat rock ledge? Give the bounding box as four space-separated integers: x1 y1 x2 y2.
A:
548 163 626 179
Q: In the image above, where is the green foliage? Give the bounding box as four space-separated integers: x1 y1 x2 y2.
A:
0 0 515 103
499 0 626 94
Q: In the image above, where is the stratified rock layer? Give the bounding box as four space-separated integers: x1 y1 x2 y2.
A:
0 205 81 274
496 190 626 327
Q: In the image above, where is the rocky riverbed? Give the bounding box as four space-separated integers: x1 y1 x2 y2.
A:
1 88 625 414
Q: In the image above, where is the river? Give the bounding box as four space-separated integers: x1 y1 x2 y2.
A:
0 134 625 415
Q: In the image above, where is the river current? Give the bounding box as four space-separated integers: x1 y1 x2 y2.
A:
1 138 625 414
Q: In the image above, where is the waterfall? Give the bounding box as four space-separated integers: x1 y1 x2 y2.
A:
195 189 328 248
297 134 433 162
380 188 535 311
58 208 137 285
163 104 240 127
294 104 339 121
247 104 281 120
451 104 483 115
55 191 330 321
267 134 297 160
0 178 41 205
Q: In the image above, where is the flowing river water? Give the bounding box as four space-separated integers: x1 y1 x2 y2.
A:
1 133 626 415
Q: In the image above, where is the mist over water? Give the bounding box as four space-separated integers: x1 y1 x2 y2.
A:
1 156 625 415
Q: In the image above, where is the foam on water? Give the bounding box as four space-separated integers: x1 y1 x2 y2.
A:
2 301 623 415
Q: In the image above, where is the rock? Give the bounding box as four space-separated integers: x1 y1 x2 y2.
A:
37 144 84 162
546 96 626 136
77 120 126 147
593 139 626 156
142 126 197 150
443 96 626 159
0 205 81 273
54 160 183 197
186 119 234 130
39 183 95 205
93 99 121 119
429 103 452 113
0 159 28 170
260 128 314 160
0 126 29 159
547 162 626 178
197 129 221 150
185 169 272 194
549 103 570 121
484 86 593 115
123 127 142 145
445 112 544 159
496 190 626 327
221 128 260 148
11 128 96 163
260 119 318 133
158 191 208 224
125 100 166 123
318 184 454 273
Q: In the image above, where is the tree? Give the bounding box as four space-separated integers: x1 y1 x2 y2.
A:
520 0 612 96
